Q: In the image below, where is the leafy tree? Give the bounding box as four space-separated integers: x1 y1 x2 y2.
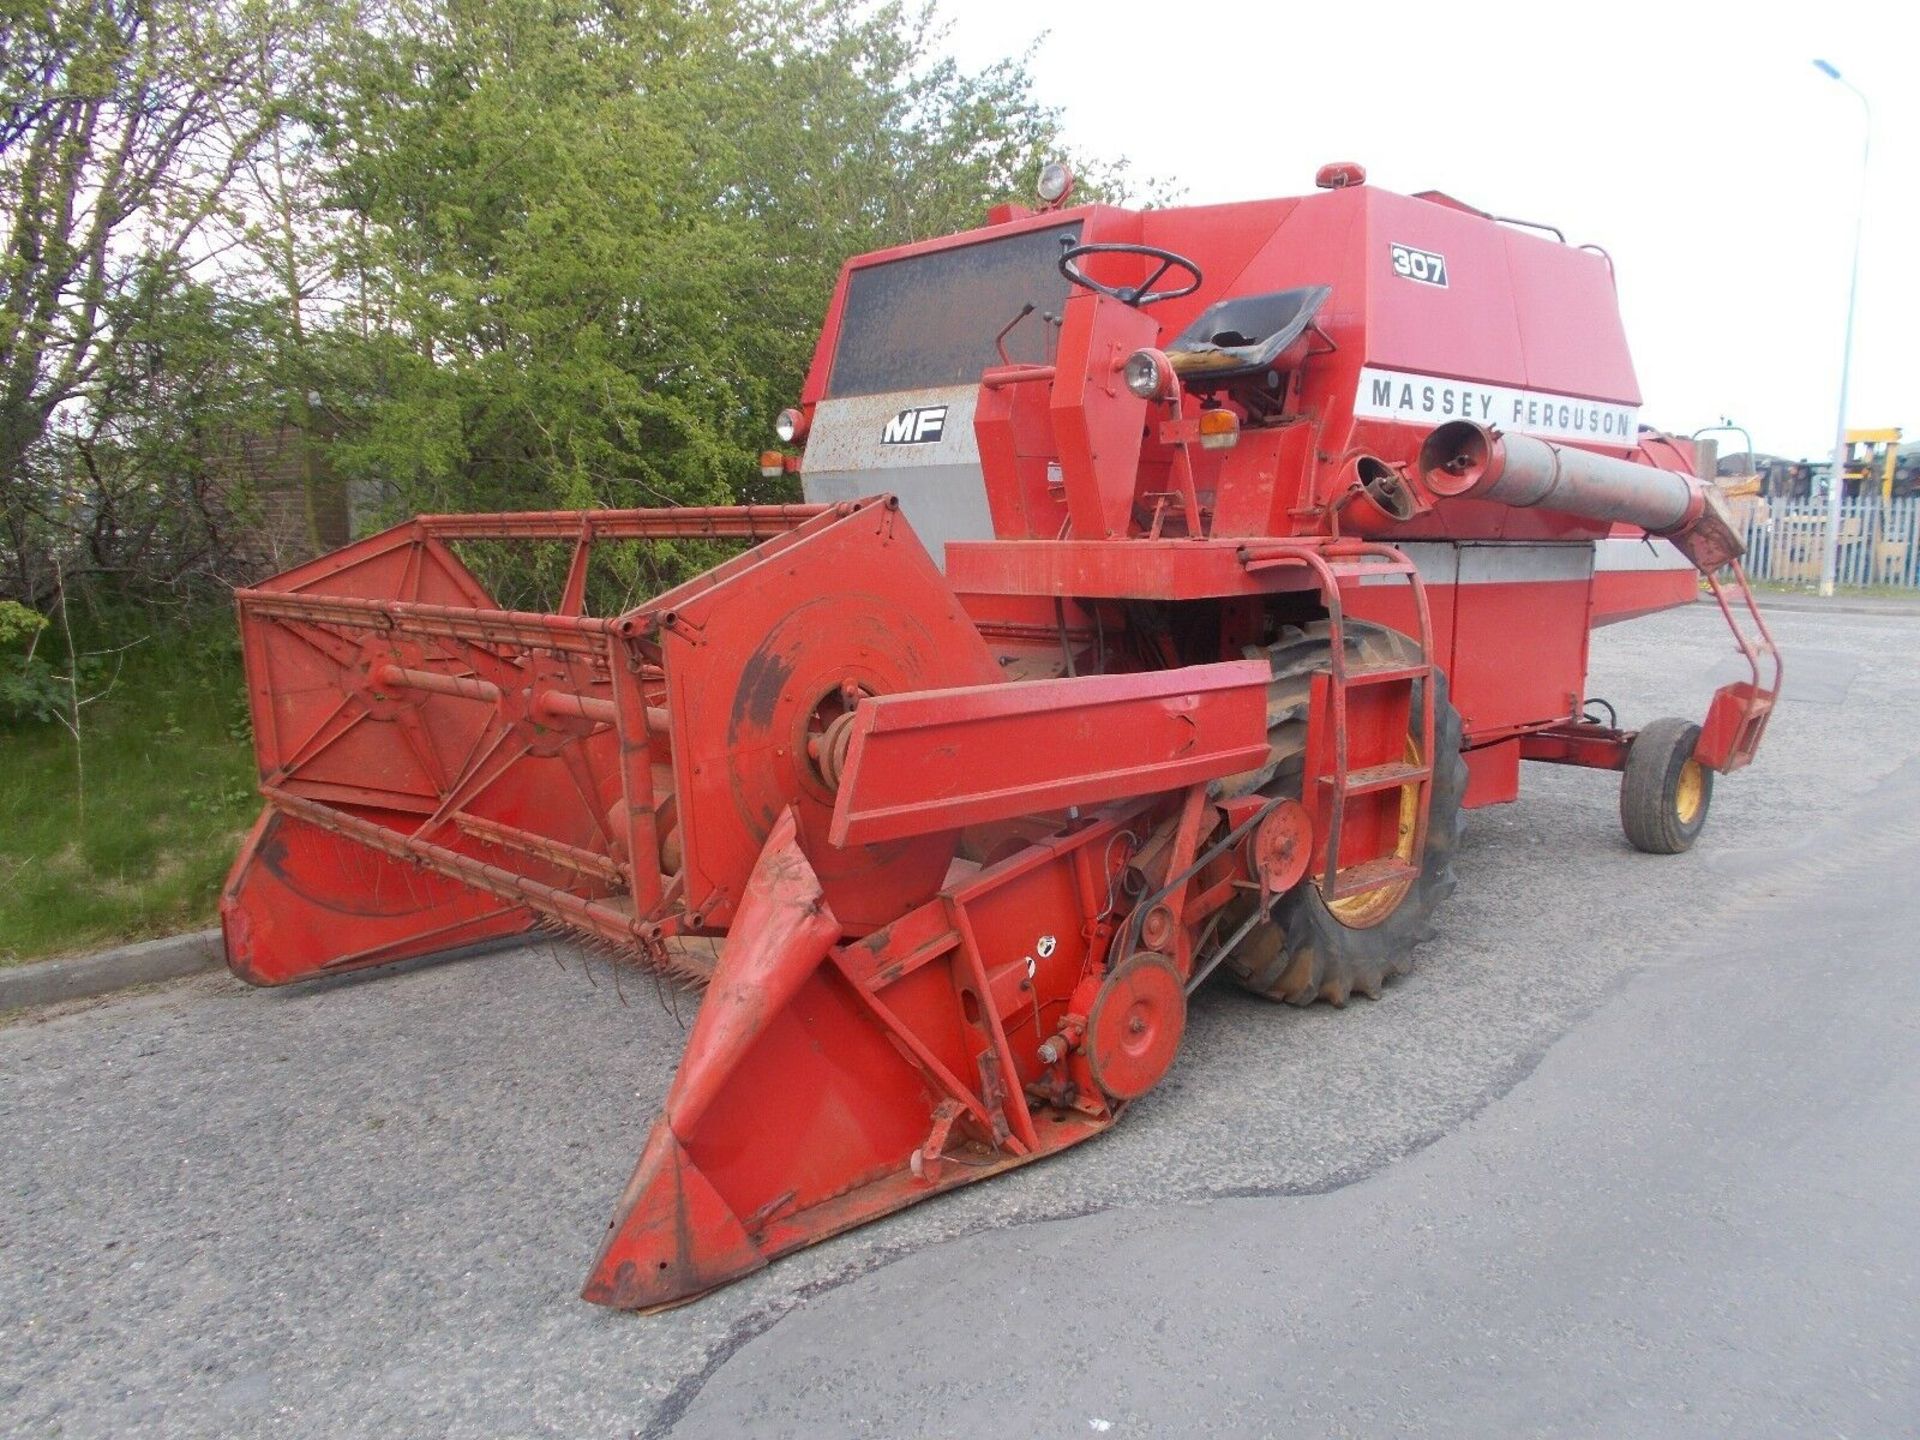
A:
323 0 1130 541
0 0 313 603
0 596 60 723
224 0 362 555
2 0 1150 611
50 269 284 590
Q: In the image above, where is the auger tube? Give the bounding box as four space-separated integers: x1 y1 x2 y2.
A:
1418 419 1707 535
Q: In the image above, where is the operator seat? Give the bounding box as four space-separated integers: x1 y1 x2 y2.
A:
1165 284 1332 383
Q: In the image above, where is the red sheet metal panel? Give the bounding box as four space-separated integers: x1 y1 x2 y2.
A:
828 660 1273 846
647 498 1002 932
946 537 1316 600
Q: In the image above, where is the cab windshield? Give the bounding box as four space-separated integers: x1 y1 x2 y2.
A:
825 221 1082 398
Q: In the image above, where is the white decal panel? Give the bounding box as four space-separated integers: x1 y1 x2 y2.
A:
880 405 949 446
1361 542 1597 588
1594 536 1694 573
804 385 980 472
1354 366 1639 444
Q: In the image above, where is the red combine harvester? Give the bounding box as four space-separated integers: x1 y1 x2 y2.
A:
224 162 1781 1310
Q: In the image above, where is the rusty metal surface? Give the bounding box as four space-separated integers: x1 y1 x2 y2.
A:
1518 723 1632 772
585 802 1143 1309
1083 953 1186 1101
1694 563 1783 773
417 504 829 540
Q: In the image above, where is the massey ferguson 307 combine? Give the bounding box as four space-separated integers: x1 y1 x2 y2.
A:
224 161 1780 1310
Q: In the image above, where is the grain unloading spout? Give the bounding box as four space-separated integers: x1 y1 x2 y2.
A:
1416 420 1779 772
1417 419 1746 572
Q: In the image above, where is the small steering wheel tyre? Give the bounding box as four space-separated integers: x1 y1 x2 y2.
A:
1620 717 1712 854
1058 242 1202 306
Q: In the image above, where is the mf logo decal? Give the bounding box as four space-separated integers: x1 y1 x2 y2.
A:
1389 242 1448 288
880 405 948 445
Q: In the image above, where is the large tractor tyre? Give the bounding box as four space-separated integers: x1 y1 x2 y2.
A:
1619 716 1711 855
1220 621 1468 1007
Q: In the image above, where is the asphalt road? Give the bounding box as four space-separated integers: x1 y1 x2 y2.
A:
3 601 1917 1438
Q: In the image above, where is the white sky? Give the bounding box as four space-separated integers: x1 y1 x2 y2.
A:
941 0 1917 462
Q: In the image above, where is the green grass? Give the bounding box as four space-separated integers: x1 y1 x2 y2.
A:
0 617 259 965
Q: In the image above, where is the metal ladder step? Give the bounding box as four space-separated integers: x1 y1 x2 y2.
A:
1320 761 1430 797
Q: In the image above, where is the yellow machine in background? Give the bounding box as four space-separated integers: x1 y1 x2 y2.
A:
1842 428 1904 499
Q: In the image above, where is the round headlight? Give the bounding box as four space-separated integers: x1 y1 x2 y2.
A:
775 407 804 444
1122 348 1169 400
1036 161 1074 205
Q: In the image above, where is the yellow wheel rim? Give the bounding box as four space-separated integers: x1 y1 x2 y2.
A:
1674 758 1706 826
1325 737 1420 930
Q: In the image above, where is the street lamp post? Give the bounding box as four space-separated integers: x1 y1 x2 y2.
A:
1814 59 1870 598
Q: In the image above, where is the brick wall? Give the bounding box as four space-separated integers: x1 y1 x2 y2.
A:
228 418 350 570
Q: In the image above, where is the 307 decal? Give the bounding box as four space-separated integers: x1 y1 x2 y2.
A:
1389 243 1448 288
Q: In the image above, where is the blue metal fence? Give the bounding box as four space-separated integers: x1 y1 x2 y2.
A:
1735 497 1920 590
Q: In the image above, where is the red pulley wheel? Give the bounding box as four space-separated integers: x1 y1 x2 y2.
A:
1085 953 1187 1102
1250 798 1313 897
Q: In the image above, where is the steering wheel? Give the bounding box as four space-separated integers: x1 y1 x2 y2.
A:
1058 242 1203 306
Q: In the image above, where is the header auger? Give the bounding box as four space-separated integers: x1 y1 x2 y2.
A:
224 162 1780 1310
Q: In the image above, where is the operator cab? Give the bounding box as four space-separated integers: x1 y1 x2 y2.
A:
795 218 1084 566
794 181 1336 564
